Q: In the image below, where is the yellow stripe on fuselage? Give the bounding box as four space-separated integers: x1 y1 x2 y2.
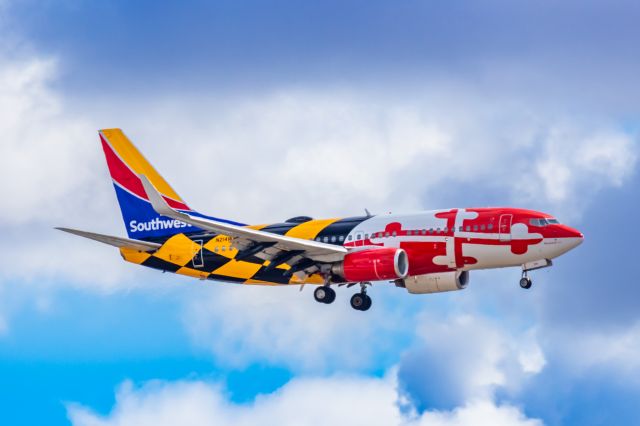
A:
176 266 210 280
153 233 202 266
100 128 184 202
213 259 263 280
285 218 340 240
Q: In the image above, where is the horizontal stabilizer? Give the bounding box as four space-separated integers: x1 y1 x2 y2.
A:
55 227 161 252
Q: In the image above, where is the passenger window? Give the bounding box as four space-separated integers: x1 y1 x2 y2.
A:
422 229 426 235
444 227 448 233
385 232 390 237
364 234 369 239
347 235 352 241
488 223 494 230
465 226 470 231
222 246 226 252
214 246 219 253
324 236 329 242
392 231 397 237
339 235 344 242
459 226 463 232
473 225 478 231
331 236 336 243
480 224 485 231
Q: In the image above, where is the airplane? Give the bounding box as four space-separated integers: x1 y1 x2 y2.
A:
57 129 584 311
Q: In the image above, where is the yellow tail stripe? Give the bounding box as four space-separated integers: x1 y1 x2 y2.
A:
100 128 184 202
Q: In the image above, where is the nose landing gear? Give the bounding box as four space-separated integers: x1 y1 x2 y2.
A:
519 274 532 289
519 259 552 290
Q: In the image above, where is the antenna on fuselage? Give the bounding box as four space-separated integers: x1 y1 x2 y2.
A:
364 208 373 217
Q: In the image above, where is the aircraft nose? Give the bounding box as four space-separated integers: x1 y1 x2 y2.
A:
557 225 584 250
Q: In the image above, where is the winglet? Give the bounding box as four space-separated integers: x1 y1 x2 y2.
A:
139 174 185 219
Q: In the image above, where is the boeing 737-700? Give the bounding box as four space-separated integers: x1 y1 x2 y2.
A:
58 129 584 311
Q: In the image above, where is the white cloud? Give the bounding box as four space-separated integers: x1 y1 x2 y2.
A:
0 54 635 287
547 320 640 382
520 124 637 217
415 399 542 426
0 22 636 352
182 284 408 372
91 91 637 226
397 313 545 407
67 373 542 426
0 47 151 292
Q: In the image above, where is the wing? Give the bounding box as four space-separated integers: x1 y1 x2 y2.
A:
56 227 161 252
139 175 347 268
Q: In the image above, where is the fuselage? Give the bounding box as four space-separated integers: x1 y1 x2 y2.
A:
119 206 583 285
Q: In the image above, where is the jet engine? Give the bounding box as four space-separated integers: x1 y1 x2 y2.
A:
396 270 469 294
332 248 409 282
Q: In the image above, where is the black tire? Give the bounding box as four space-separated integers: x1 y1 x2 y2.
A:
324 287 336 304
350 293 366 310
314 287 327 303
361 295 372 311
519 277 532 289
314 286 336 304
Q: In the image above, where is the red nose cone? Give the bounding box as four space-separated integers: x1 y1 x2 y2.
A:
556 225 584 240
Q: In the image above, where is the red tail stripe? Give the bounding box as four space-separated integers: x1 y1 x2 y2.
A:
100 135 191 211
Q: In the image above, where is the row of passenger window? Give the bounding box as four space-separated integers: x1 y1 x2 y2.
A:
313 223 496 244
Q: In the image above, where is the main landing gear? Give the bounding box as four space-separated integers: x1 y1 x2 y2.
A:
313 286 336 304
313 282 372 311
350 283 372 311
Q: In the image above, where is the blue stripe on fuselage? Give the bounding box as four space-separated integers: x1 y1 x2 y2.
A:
113 184 245 240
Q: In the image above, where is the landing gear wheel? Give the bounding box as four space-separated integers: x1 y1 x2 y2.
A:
519 277 532 289
350 293 372 311
314 286 336 304
350 293 365 310
362 294 372 311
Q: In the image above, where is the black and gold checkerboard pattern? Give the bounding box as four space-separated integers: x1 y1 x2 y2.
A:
120 216 368 285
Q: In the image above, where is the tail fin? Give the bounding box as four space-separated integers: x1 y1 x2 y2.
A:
99 129 234 240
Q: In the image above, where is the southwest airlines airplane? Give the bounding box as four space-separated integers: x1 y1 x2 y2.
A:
58 129 584 311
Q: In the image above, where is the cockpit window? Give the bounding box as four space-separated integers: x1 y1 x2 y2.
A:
529 218 560 226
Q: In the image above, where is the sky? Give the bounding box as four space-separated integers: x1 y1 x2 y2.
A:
0 0 639 425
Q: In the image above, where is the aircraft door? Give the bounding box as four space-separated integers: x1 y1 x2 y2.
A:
192 240 204 268
498 215 513 242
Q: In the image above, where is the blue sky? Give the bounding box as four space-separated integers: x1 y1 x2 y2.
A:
0 1 639 425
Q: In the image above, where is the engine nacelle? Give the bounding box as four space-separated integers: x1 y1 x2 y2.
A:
397 271 469 294
332 248 409 282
